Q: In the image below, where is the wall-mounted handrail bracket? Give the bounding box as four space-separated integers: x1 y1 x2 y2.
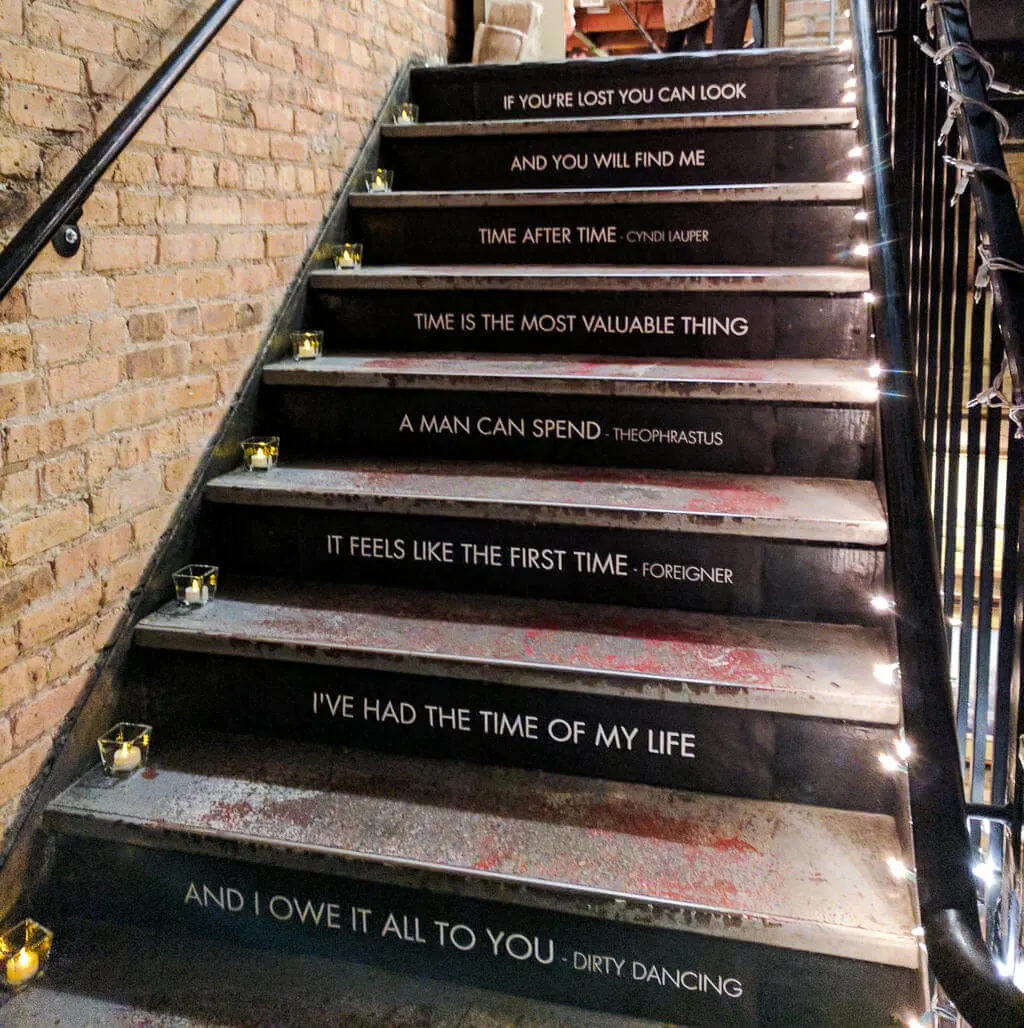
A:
52 208 84 259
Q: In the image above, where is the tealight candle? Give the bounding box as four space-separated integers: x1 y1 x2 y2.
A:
394 103 419 124
249 446 269 470
112 742 142 772
5 947 39 987
184 578 208 606
296 337 317 358
334 243 362 270
365 168 394 193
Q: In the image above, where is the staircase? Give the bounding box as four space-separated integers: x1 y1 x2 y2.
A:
27 48 929 1026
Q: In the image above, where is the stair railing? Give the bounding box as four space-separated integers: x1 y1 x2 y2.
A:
0 0 247 305
851 0 1024 1022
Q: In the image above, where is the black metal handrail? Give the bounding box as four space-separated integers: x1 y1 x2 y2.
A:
851 0 1024 1022
0 0 246 305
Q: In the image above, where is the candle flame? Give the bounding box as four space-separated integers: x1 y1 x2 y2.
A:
14 949 33 970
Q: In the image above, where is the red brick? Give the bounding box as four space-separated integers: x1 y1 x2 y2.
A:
0 377 44 419
3 502 90 563
41 452 84 498
0 136 41 178
52 523 131 588
91 234 158 272
0 0 23 35
11 674 90 751
253 36 295 72
47 355 120 403
0 655 47 710
7 85 90 131
126 342 186 380
0 325 31 372
17 580 101 650
33 319 90 363
1 467 40 513
90 465 164 522
28 276 110 319
0 568 52 622
48 624 95 679
0 738 51 809
101 551 148 605
187 194 241 225
166 114 224 153
115 272 178 308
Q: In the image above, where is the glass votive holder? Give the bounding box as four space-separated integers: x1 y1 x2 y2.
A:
364 168 394 193
172 564 217 608
393 102 419 124
242 436 279 472
290 329 323 361
97 722 152 777
330 243 362 270
1 920 52 992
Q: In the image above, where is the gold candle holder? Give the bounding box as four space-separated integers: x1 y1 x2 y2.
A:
1 919 52 992
242 436 279 472
393 103 419 124
290 329 323 361
172 564 218 608
98 722 151 776
330 243 363 270
364 168 394 193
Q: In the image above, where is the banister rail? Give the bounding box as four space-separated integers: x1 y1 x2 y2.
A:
851 0 1024 1022
0 0 246 305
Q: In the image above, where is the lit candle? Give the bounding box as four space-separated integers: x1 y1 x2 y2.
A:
370 172 389 192
338 248 358 269
112 742 142 772
5 947 39 986
249 446 269 470
184 577 208 605
398 109 414 123
296 337 318 358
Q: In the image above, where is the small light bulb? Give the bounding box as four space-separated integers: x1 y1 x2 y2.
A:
894 735 912 761
854 210 869 222
844 78 857 90
887 856 915 880
842 91 858 105
854 242 871 257
847 63 855 72
839 38 853 51
973 861 999 885
868 361 883 378
848 146 864 158
879 752 903 772
863 292 877 305
847 170 866 185
873 661 898 684
871 594 895 612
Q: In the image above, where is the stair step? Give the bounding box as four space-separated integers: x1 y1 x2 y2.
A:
135 580 897 723
201 462 886 621
263 355 878 404
260 357 877 475
348 184 864 267
306 266 871 359
205 461 886 543
46 736 923 1025
380 110 858 190
410 48 853 122
132 579 898 808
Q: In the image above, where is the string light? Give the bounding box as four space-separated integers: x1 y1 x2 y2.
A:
868 361 883 379
848 145 864 158
863 291 877 304
842 91 858 105
847 170 866 185
839 38 853 51
873 661 898 684
853 242 871 257
887 856 916 881
894 734 912 761
844 78 857 90
854 210 869 222
879 752 904 772
871 594 895 612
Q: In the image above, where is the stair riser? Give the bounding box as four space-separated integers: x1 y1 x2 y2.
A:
381 128 859 191
410 59 852 122
306 290 871 359
135 650 898 812
202 508 886 623
350 204 862 267
260 388 875 477
49 839 922 1027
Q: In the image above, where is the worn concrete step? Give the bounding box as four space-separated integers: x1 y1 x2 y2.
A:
380 110 859 190
409 48 854 122
132 578 900 809
45 735 924 1026
200 461 887 622
259 356 877 476
348 184 864 267
305 265 872 359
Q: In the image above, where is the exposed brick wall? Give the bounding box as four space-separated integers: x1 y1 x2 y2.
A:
785 0 849 47
0 0 450 841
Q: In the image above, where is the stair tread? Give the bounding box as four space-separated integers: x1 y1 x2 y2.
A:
309 265 871 292
135 578 897 723
382 107 857 138
48 733 920 966
205 461 888 544
263 355 879 403
349 182 863 208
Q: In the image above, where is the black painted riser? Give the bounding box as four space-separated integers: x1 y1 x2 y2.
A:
410 58 852 122
202 507 886 624
306 291 871 360
259 388 876 478
381 127 859 191
47 840 921 1027
350 205 862 267
133 650 897 813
